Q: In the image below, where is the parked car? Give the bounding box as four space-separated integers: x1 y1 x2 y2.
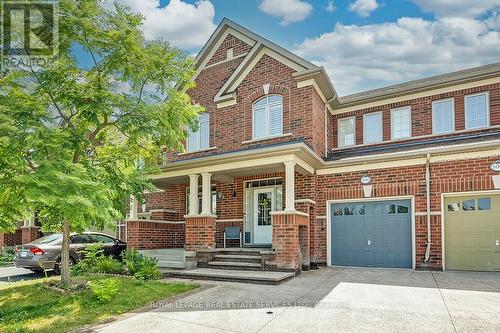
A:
14 232 127 274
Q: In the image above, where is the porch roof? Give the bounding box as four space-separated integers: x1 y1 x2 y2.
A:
152 142 322 187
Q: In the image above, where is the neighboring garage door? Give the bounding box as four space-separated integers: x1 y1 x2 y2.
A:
444 194 500 272
330 200 412 268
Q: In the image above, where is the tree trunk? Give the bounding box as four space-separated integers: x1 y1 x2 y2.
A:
60 220 71 286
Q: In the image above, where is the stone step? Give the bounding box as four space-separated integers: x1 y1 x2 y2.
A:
166 268 294 285
157 260 186 269
208 261 262 270
217 248 270 256
214 254 262 263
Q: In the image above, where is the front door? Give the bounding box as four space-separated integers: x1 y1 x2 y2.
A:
253 188 274 244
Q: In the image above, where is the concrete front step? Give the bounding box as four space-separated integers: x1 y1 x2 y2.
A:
214 254 262 263
208 261 262 270
167 268 294 285
157 260 186 269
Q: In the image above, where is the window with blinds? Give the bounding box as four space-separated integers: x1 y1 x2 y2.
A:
252 95 283 140
187 113 210 152
338 117 355 147
465 93 489 129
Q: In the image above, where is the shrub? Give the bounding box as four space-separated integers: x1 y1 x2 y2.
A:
89 278 119 302
121 249 144 275
95 257 124 274
0 247 15 263
71 243 105 275
135 256 161 281
122 249 161 280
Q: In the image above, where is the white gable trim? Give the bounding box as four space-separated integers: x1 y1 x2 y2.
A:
196 28 256 76
215 44 308 106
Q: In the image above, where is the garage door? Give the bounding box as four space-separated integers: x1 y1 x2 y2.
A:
330 199 412 268
444 194 500 271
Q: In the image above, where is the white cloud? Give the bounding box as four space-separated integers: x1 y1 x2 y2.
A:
259 0 313 25
411 0 500 18
295 15 500 95
349 0 379 17
105 0 216 49
326 1 336 13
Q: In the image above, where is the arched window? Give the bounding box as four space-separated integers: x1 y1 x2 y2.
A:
252 95 283 140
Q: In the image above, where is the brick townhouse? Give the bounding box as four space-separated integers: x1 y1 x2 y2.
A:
4 18 499 273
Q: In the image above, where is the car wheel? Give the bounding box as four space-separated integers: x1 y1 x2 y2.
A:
54 256 76 275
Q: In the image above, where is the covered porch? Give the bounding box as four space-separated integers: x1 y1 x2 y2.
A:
127 144 320 272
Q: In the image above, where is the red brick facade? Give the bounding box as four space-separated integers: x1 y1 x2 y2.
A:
332 83 500 148
0 229 23 247
126 220 185 250
131 29 499 272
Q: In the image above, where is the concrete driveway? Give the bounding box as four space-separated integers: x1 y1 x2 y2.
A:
96 267 500 333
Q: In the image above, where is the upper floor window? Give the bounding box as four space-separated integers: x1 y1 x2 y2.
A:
363 112 382 144
391 107 411 140
253 95 283 140
432 98 455 134
338 117 355 147
465 92 489 129
187 113 209 152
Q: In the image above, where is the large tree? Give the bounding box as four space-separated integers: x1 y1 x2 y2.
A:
0 0 202 285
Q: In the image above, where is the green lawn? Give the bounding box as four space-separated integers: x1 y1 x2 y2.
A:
0 275 198 333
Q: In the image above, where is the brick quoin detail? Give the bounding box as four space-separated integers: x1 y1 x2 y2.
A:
185 216 216 251
126 221 185 250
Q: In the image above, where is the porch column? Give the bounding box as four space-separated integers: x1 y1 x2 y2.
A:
129 195 138 220
201 172 212 215
188 174 199 215
284 161 296 212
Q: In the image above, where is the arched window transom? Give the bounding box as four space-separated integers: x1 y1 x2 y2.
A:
252 95 283 140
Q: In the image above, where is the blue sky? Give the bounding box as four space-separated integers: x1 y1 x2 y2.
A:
99 0 500 95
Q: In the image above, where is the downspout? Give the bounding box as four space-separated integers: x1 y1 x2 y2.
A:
424 153 432 263
324 98 335 158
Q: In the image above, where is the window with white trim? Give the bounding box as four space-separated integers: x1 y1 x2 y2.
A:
432 99 454 134
187 113 209 152
338 117 356 147
391 107 411 139
363 112 382 144
252 95 283 140
465 93 489 129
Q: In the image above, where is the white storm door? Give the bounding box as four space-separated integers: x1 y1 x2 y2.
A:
253 188 275 244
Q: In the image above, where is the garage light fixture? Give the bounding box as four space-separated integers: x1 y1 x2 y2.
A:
361 174 372 198
491 161 500 189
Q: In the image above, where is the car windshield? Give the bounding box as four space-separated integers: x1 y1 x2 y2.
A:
31 234 62 244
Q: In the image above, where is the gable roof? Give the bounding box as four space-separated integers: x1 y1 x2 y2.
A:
195 18 337 106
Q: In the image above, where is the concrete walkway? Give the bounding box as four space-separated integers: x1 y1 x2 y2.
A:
96 267 500 333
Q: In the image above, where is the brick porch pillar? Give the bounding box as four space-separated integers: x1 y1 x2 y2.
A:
0 232 5 248
271 211 309 272
184 215 216 251
21 227 39 244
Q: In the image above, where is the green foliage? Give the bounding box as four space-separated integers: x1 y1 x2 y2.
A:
72 243 124 275
0 0 202 234
0 247 15 263
88 278 119 302
94 257 124 274
0 275 197 333
122 249 161 280
71 243 105 275
121 248 143 275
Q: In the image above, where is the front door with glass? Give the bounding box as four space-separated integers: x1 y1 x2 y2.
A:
253 188 275 244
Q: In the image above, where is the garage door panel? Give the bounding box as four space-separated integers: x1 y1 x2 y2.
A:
445 193 500 271
331 200 412 269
